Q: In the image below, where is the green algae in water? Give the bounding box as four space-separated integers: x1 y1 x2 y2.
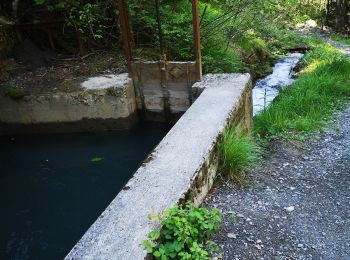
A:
90 157 104 163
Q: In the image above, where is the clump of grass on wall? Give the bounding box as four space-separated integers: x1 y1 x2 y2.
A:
219 127 262 183
254 44 350 139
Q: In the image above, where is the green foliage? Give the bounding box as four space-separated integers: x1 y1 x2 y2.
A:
127 0 316 74
331 35 350 45
227 212 237 223
28 0 324 73
219 128 262 183
254 44 350 139
3 86 25 100
143 202 221 259
35 0 114 47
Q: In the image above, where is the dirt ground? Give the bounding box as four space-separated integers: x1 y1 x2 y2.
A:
203 105 350 259
0 40 126 95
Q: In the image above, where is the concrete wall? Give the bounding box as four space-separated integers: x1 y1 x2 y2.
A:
0 63 198 134
0 74 138 134
131 61 197 121
66 73 253 260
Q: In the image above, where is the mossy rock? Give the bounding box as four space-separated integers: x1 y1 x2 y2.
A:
2 86 26 100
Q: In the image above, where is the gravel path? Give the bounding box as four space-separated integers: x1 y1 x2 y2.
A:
318 34 350 56
203 104 350 259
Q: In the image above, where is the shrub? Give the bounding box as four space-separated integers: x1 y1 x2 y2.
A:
143 202 221 260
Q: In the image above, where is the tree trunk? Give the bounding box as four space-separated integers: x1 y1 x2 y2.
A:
335 0 347 31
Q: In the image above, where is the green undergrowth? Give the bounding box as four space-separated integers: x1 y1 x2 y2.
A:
331 34 350 45
219 127 262 184
254 43 350 140
143 202 221 260
219 39 350 184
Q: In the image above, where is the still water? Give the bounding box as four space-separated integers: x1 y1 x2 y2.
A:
0 121 172 259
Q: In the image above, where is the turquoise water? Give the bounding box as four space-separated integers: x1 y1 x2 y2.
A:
0 121 172 259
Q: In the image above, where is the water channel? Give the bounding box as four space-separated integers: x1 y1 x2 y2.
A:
253 53 304 116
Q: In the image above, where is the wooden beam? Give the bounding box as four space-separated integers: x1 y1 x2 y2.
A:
118 0 133 76
192 0 202 81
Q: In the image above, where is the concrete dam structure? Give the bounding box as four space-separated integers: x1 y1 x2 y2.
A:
0 70 253 259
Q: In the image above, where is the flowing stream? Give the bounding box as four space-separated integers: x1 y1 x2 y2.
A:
253 53 304 116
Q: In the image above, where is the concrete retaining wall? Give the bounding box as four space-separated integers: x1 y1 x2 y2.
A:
0 64 197 134
0 74 137 134
66 73 253 260
131 61 197 121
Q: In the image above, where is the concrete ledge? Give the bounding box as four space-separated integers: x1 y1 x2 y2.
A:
66 73 252 260
0 74 137 134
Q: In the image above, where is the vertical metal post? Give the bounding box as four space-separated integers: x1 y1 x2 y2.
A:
154 0 164 57
192 0 202 81
118 0 133 76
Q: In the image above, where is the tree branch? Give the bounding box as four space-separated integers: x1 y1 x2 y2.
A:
0 16 14 26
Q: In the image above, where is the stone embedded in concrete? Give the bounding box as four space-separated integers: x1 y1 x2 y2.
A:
66 73 252 260
0 74 137 134
81 73 130 89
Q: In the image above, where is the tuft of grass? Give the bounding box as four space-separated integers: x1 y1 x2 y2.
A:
254 43 350 139
3 86 25 100
227 212 237 223
219 127 262 183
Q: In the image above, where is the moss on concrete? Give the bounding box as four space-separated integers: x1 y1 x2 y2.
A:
2 86 25 100
56 79 81 92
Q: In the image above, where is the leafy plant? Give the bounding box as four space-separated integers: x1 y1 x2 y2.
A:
143 202 221 259
219 127 262 183
34 0 114 54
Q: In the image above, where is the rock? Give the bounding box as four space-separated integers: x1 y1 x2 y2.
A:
227 233 237 239
254 244 263 250
306 19 317 28
285 206 295 212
